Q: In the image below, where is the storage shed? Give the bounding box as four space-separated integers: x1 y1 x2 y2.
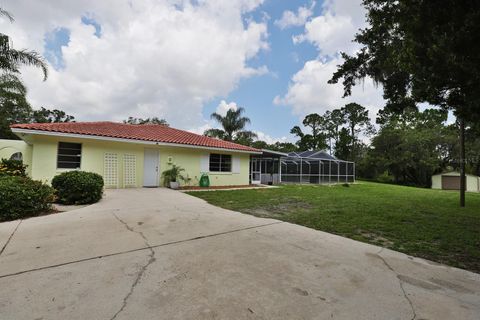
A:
431 172 480 192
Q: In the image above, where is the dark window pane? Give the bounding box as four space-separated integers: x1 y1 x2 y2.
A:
209 163 220 172
57 142 82 169
58 142 81 150
58 148 81 156
209 153 232 172
210 154 221 162
57 161 80 169
221 163 231 172
222 155 231 163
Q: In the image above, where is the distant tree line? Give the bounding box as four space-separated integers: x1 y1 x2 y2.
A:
204 101 480 189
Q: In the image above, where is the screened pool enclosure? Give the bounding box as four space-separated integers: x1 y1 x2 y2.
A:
250 150 355 185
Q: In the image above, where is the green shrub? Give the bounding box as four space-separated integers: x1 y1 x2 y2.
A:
52 171 104 205
0 158 27 177
377 171 395 184
0 176 55 221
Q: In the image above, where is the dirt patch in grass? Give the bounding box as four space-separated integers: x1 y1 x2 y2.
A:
357 230 395 248
243 199 313 219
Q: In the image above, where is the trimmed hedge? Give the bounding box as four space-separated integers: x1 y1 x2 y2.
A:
52 171 104 205
0 176 55 221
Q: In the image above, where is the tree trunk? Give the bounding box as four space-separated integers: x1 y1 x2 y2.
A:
459 117 466 207
350 125 355 161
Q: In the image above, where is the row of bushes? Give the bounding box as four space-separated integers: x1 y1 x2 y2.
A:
0 159 104 222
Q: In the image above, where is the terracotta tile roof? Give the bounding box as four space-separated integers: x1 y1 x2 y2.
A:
11 121 260 153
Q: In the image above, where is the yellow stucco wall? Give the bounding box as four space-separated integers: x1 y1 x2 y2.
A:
0 139 33 175
25 134 251 188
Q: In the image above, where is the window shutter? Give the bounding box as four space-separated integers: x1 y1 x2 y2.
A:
200 154 209 172
232 156 240 174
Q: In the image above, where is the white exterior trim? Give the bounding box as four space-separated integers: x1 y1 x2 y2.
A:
12 128 262 155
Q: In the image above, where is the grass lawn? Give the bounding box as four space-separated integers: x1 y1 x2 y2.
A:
187 182 480 273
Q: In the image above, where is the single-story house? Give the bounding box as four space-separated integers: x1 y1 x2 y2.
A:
431 171 480 193
0 122 262 188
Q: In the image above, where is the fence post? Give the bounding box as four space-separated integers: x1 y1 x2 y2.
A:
329 160 331 185
300 158 303 184
337 161 340 184
279 158 282 183
353 162 356 183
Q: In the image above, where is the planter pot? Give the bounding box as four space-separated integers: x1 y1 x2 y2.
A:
169 181 180 189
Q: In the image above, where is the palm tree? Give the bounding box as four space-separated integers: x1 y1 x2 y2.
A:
0 73 32 139
0 8 48 80
204 107 257 143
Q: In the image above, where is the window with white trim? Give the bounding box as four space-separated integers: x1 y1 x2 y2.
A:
57 142 82 169
209 154 231 172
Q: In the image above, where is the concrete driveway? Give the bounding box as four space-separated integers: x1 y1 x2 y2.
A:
0 188 479 320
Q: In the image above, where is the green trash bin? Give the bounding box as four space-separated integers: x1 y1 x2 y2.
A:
199 173 210 187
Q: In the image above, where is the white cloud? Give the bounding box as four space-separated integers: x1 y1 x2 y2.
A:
254 131 290 144
292 13 357 56
274 58 383 119
187 122 212 135
278 0 384 122
274 1 316 29
216 100 238 116
1 0 268 128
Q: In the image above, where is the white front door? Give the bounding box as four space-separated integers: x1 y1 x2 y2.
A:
143 149 159 187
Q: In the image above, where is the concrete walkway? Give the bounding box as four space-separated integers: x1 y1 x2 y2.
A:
0 188 479 320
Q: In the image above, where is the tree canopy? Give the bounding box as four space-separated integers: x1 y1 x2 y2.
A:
329 0 480 206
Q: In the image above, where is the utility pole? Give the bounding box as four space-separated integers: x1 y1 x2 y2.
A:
459 118 466 207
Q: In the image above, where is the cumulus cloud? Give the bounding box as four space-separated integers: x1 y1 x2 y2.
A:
274 1 316 29
254 131 291 144
1 0 268 128
277 0 384 122
274 58 383 119
292 13 357 56
215 100 238 116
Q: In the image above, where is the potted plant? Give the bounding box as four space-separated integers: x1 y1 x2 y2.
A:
161 164 189 189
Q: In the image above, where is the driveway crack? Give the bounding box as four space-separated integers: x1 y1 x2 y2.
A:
376 248 417 320
0 220 22 256
110 213 156 320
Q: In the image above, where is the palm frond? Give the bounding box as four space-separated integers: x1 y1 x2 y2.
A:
0 73 27 95
204 128 227 139
236 130 257 140
210 112 224 122
0 8 14 22
7 49 48 80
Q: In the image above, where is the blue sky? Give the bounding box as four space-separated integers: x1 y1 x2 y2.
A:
7 0 384 142
203 0 320 137
202 1 322 140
